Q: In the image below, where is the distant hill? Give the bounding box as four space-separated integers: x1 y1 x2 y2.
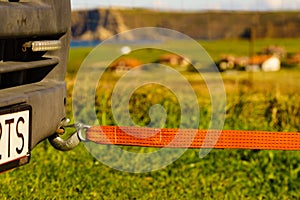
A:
71 8 300 41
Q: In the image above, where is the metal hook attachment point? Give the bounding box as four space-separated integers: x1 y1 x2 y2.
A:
48 119 90 151
77 123 90 142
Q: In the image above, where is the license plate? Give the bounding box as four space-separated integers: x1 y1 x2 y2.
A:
0 105 31 172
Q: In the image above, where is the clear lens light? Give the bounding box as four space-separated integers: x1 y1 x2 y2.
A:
31 40 62 52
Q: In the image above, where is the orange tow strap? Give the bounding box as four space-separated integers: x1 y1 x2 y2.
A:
86 126 300 150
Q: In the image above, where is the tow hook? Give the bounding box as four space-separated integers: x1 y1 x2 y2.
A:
48 119 90 151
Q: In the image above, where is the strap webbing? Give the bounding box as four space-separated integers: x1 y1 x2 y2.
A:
86 126 300 150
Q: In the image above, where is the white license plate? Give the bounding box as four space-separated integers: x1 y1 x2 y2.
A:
0 105 31 172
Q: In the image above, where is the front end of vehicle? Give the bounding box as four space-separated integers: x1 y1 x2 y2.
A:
0 0 70 172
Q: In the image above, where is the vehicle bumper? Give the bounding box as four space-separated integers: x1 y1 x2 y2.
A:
0 80 66 149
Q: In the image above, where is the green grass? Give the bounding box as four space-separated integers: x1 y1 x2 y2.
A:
1 38 300 199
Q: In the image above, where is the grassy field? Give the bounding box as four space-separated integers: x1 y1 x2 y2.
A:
1 38 300 199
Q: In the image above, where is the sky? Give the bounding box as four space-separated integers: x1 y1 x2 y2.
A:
71 0 300 11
